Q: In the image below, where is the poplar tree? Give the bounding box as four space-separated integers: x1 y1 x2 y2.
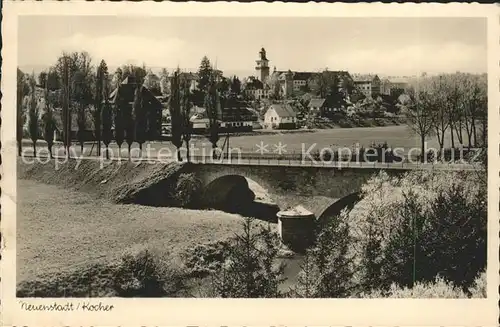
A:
17 69 29 156
114 92 126 158
134 83 147 156
27 75 39 156
101 67 113 159
180 76 193 162
169 70 183 161
42 81 56 158
204 74 220 159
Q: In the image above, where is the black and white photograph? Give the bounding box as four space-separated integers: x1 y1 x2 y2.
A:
2 2 498 325
13 14 490 299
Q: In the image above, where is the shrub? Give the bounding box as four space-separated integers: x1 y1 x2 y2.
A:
112 245 185 297
468 270 487 298
182 240 232 278
361 276 468 298
361 270 487 298
18 246 187 298
170 173 202 208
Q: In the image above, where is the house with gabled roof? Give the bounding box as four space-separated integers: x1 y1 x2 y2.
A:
352 74 381 98
243 76 270 100
264 103 298 129
308 98 326 116
308 96 345 118
108 75 163 140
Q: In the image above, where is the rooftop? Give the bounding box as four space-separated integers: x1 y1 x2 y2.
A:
270 103 297 118
352 74 379 82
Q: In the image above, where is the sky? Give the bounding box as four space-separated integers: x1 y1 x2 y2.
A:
18 16 487 78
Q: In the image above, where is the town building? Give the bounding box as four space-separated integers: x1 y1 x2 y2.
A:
243 76 270 100
108 75 163 140
380 76 410 96
255 48 270 83
308 97 345 118
189 97 259 134
143 70 161 93
352 74 381 98
264 103 298 129
269 68 354 99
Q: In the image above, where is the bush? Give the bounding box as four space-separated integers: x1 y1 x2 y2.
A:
361 270 486 298
170 173 202 208
348 170 487 292
182 240 232 278
361 276 468 298
112 245 185 297
17 245 187 297
468 270 487 298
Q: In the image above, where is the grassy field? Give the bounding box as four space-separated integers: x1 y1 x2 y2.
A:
17 179 251 283
22 125 473 159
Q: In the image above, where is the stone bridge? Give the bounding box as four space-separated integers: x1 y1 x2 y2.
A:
184 163 409 222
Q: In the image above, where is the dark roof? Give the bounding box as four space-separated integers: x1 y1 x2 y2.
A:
270 104 297 118
308 98 326 108
188 104 258 122
223 96 251 109
245 78 264 90
292 72 315 81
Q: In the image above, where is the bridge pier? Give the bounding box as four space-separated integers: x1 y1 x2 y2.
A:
277 206 316 253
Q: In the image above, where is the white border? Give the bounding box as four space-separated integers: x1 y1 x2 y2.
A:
1 2 499 326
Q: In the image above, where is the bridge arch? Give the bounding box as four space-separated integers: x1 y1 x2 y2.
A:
199 174 280 221
312 192 362 226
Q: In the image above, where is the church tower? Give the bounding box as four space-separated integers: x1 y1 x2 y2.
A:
255 47 270 83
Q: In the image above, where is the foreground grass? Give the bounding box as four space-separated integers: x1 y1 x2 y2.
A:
17 179 248 284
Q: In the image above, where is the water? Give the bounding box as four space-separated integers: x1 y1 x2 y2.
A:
278 254 305 292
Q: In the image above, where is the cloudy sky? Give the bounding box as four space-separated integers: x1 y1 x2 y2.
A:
18 16 486 77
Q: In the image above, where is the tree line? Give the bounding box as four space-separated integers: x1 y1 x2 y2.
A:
17 53 243 161
17 52 115 158
400 73 487 161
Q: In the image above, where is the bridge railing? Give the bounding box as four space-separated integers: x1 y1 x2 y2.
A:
19 150 481 171
189 154 479 171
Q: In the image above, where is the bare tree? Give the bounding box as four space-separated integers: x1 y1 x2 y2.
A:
462 74 487 149
405 86 435 162
445 75 461 149
429 76 449 154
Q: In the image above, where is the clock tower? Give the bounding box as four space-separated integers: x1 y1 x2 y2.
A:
255 47 270 82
